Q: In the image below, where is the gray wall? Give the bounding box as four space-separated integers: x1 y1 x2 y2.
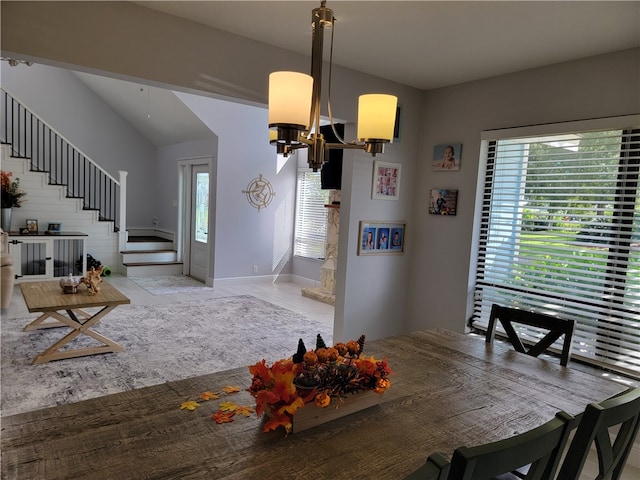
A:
1 64 158 228
175 93 298 280
408 48 640 334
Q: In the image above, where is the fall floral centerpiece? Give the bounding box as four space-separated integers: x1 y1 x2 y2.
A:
248 334 392 433
1 170 26 209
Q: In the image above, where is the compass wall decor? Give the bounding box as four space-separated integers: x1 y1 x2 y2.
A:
242 174 275 211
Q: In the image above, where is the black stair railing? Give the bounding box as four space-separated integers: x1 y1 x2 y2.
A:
1 89 120 231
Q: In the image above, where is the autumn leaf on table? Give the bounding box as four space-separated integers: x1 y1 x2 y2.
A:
234 405 255 417
223 385 241 394
219 401 239 412
180 401 201 411
199 391 220 401
212 409 235 424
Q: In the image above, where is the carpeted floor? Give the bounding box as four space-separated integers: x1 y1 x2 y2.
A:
1 295 332 417
129 275 212 295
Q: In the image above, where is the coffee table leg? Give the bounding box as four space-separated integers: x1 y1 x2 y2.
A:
32 306 125 364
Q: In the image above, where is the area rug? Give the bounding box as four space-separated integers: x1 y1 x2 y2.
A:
1 295 333 417
129 275 212 295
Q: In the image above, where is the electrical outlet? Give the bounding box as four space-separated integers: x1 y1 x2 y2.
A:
253 265 258 273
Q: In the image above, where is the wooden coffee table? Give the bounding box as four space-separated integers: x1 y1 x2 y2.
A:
20 280 131 364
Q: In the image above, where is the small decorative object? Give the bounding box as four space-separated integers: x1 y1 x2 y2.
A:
26 219 38 232
19 227 30 235
242 174 275 211
248 334 392 434
47 223 62 233
358 221 405 255
433 143 462 171
1 170 26 231
81 266 103 294
59 274 80 294
429 189 458 216
372 161 401 200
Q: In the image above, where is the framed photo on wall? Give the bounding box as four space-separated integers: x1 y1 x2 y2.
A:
358 221 405 255
429 189 458 216
433 143 462 171
372 161 401 200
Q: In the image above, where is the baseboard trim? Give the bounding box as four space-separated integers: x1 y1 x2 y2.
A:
213 273 318 287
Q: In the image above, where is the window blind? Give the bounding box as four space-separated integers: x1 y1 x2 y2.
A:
294 170 329 259
471 127 640 377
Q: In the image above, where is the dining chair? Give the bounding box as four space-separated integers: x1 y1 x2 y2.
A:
404 411 574 480
486 303 576 366
555 386 640 480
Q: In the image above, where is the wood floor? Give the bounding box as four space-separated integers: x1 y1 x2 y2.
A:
2 275 638 479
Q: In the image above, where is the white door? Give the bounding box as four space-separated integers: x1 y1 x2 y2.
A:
188 164 209 281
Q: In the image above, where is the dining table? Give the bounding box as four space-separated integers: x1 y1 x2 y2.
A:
0 328 627 479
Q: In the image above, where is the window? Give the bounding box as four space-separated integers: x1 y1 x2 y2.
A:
471 122 639 376
294 169 329 259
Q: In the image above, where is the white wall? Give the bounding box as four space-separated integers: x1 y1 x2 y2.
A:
408 48 640 334
175 93 298 280
0 64 158 228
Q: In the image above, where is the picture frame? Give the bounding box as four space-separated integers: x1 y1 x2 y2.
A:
26 219 38 233
429 189 458 216
358 221 406 255
433 143 462 171
372 161 401 200
47 222 62 233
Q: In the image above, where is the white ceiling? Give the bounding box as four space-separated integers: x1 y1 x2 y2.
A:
73 1 640 146
136 1 640 91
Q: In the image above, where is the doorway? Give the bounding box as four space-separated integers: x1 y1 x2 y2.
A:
178 159 212 283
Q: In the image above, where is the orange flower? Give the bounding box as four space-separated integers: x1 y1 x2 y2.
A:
314 391 331 408
374 378 391 393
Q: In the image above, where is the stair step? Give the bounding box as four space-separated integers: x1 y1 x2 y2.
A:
123 261 182 267
123 262 183 277
122 250 178 263
121 249 175 254
125 242 173 252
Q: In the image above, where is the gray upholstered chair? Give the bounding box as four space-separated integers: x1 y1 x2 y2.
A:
486 303 576 366
556 387 640 480
404 411 574 480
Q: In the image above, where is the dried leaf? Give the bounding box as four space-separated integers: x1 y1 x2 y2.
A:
235 405 255 417
211 409 235 424
180 401 200 411
263 413 292 433
199 391 220 401
219 401 238 412
223 385 241 394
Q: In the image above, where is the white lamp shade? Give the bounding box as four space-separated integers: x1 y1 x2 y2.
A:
357 94 398 141
268 71 313 129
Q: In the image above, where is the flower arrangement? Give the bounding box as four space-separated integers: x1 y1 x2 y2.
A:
248 334 392 433
1 170 26 208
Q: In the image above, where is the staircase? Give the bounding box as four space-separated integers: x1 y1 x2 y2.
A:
121 236 183 276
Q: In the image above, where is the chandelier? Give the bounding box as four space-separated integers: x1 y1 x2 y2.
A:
268 1 398 172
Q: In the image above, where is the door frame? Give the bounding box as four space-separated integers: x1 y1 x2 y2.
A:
177 157 213 285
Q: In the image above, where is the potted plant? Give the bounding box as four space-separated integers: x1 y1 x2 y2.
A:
1 170 26 231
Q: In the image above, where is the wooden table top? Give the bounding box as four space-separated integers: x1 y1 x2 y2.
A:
19 280 130 312
1 329 626 479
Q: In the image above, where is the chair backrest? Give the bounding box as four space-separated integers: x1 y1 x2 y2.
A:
403 411 574 480
486 303 576 366
556 387 640 480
